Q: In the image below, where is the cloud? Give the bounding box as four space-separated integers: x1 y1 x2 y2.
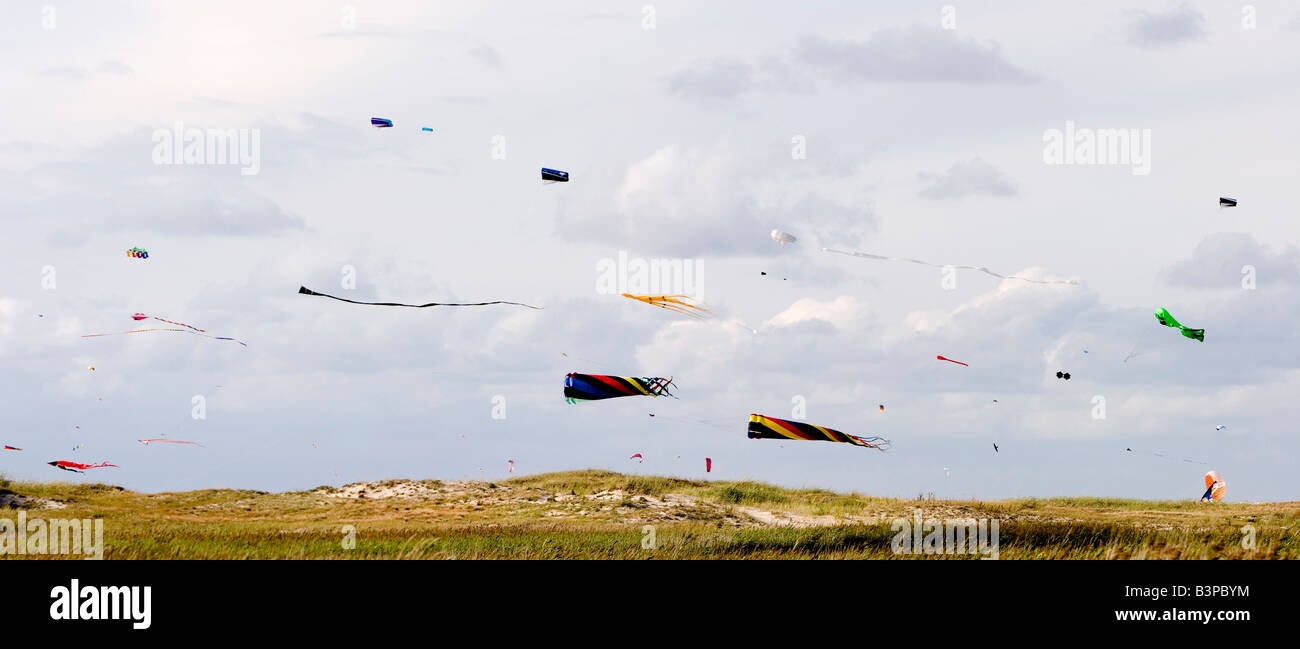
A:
39 61 133 79
1126 3 1206 48
468 44 502 68
668 26 1034 103
667 57 759 102
0 127 306 242
1160 233 1300 289
95 61 134 76
792 26 1037 85
918 158 1017 199
552 144 875 256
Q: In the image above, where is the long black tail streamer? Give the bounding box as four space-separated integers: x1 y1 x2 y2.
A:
298 286 541 309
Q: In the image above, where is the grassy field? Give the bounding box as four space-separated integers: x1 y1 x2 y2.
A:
2 470 1296 559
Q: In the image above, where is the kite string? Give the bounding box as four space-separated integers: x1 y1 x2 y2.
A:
822 247 1079 286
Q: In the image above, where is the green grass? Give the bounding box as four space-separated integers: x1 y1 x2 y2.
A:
1 470 1296 559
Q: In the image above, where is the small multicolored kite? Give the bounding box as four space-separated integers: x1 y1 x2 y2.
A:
127 247 149 259
747 414 891 451
48 460 117 473
564 373 676 403
621 293 710 319
1154 308 1204 342
3 445 20 451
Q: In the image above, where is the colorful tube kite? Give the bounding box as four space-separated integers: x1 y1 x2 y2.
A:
1154 308 1204 342
127 247 149 259
299 286 541 310
747 414 891 451
3 445 20 451
621 293 710 319
564 373 676 403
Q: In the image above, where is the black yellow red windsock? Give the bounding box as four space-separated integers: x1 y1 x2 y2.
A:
747 414 890 451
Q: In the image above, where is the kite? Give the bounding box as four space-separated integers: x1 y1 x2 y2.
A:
508 460 515 473
82 313 246 345
1154 308 1204 342
1219 197 1237 208
621 293 710 318
822 247 1079 285
1125 447 1207 465
564 373 676 403
1215 425 1226 431
87 365 94 371
541 168 569 183
371 117 394 128
937 355 968 366
48 460 117 473
760 272 787 280
629 453 644 463
137 439 203 446
878 404 885 412
1123 344 1143 363
3 445 20 451
1202 471 1226 502
771 229 797 244
298 286 541 310
1055 371 1071 380
993 443 999 453
421 127 433 132
127 247 149 259
747 414 891 451
706 457 712 473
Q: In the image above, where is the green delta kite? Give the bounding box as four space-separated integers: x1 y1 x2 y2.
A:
1154 308 1204 342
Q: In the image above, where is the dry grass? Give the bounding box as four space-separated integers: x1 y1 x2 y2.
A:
1 470 1295 559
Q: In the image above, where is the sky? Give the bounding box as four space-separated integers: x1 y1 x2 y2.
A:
2 1 1299 502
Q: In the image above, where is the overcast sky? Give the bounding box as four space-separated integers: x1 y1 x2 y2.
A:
2 1 1298 502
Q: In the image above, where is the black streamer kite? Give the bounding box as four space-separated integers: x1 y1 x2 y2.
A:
298 286 541 310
